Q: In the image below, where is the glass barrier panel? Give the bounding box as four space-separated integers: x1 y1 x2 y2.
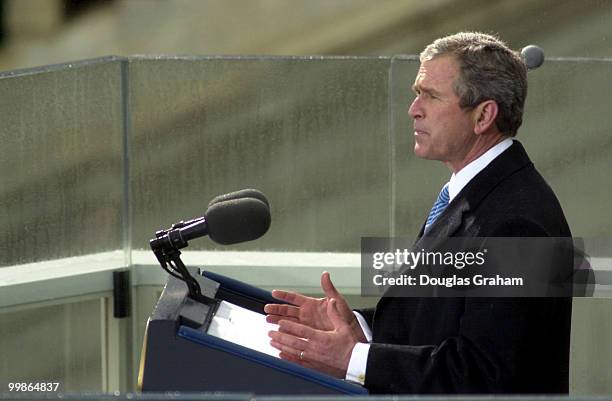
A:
128 57 391 253
0 59 126 267
522 59 612 242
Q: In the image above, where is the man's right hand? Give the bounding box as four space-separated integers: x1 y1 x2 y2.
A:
264 271 367 342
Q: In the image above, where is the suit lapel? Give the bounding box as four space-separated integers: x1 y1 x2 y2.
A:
417 140 532 242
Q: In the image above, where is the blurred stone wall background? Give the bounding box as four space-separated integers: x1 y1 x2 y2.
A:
0 0 611 72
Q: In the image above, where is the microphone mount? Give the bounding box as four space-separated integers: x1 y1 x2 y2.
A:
150 220 214 305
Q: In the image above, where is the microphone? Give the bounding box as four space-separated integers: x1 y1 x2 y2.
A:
206 197 271 245
150 196 271 250
521 45 545 70
207 188 269 209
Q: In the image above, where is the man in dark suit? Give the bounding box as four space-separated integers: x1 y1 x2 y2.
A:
266 32 572 394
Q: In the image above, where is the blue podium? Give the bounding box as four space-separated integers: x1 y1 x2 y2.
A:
138 269 368 395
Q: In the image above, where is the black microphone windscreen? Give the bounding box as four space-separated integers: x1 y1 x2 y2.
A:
208 188 270 209
205 197 271 245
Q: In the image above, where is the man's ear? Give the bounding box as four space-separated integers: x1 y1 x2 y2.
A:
472 100 499 135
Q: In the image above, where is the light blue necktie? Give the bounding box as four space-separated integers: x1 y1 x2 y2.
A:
424 183 450 232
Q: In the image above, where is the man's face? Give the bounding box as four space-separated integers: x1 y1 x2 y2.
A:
409 56 477 167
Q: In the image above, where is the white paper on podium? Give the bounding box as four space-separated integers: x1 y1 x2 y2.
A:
206 300 280 358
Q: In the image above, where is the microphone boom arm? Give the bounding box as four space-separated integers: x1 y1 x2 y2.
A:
150 225 215 305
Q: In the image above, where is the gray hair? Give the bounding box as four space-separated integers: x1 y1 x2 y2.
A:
420 32 527 136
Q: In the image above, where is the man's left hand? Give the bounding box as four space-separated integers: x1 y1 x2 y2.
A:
268 298 361 377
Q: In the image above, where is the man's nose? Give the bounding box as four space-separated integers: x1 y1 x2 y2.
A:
408 97 423 119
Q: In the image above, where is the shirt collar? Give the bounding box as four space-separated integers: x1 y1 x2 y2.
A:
447 138 513 202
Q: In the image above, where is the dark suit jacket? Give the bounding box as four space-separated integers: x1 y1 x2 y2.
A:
361 141 572 394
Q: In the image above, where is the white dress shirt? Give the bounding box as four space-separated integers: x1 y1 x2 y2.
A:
345 138 514 384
